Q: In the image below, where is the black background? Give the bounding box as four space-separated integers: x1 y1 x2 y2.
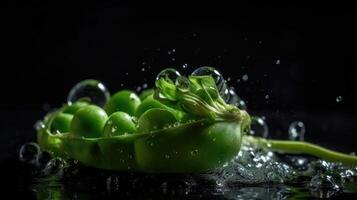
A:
1 2 357 198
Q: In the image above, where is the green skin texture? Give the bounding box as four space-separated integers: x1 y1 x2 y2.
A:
104 90 141 116
103 112 136 136
51 113 73 133
70 105 108 138
63 101 89 114
37 76 357 173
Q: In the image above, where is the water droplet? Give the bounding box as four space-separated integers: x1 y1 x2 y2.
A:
249 117 268 138
288 121 305 141
238 99 247 110
226 87 239 104
191 66 228 100
42 157 66 175
309 174 342 192
190 149 199 156
336 96 342 103
107 175 120 191
242 74 249 82
36 151 52 168
34 120 45 131
19 142 40 164
175 76 190 92
111 126 118 133
156 68 181 84
67 79 110 107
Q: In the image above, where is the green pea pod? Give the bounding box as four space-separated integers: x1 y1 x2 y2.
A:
37 113 243 172
36 73 357 174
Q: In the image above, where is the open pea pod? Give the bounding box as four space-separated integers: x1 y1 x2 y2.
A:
36 71 357 173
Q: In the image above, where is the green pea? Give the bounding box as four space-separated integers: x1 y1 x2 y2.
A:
139 89 154 101
135 95 167 118
63 101 89 114
104 90 141 116
103 112 136 137
70 105 108 138
51 113 73 133
137 108 178 134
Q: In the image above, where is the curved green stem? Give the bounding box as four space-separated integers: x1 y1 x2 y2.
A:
244 136 357 166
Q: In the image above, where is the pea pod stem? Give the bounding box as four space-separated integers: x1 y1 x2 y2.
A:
244 135 357 166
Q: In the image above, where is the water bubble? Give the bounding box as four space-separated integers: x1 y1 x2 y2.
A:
168 49 175 55
19 142 40 164
226 87 239 104
191 66 228 100
225 87 247 110
336 96 342 103
36 151 52 168
107 176 120 192
288 121 305 141
249 117 268 138
309 174 342 198
156 68 181 84
34 120 45 131
242 74 249 82
67 79 110 107
175 76 190 92
190 149 199 156
42 157 66 175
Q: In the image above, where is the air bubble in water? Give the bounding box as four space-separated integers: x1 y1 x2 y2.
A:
336 96 342 103
175 76 190 92
156 68 181 84
19 142 40 164
288 121 305 141
182 64 188 69
249 117 268 138
191 66 228 100
67 79 110 107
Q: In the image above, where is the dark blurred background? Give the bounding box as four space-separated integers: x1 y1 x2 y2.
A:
1 2 357 164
